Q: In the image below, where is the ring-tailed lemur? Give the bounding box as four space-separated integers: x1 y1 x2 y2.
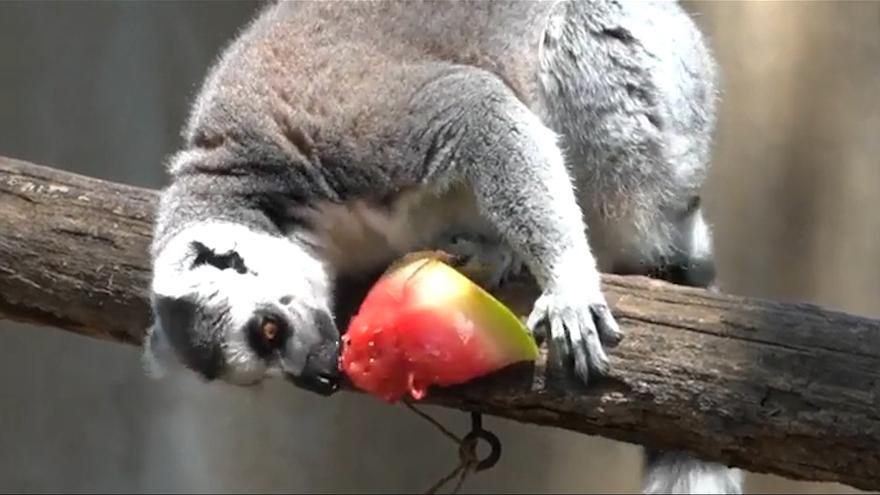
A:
144 1 742 493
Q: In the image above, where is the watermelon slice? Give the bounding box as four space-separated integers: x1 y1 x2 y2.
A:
340 253 539 403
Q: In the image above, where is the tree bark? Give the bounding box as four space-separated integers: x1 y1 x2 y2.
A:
2 155 879 491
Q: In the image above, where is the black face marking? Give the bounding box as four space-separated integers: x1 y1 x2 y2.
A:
683 194 702 218
599 26 636 43
153 295 225 381
190 241 248 274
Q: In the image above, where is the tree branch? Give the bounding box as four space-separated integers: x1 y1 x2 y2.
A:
2 155 879 491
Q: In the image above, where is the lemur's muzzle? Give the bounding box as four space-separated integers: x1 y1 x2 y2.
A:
287 338 341 396
283 309 342 396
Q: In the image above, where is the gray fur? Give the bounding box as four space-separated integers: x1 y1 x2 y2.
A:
145 1 737 493
643 451 744 495
539 0 720 276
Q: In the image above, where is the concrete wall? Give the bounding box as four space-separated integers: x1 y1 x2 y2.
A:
0 1 876 492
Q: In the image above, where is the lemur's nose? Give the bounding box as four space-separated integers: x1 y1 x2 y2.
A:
284 308 342 395
246 311 291 358
292 341 341 396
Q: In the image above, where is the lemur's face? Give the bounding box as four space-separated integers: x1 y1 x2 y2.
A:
145 222 341 396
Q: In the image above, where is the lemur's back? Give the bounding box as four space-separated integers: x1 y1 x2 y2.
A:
182 0 715 257
282 1 556 97
180 1 558 164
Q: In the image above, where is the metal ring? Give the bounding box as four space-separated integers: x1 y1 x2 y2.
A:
462 428 502 472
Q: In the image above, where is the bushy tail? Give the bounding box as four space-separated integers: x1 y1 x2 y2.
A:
642 450 743 494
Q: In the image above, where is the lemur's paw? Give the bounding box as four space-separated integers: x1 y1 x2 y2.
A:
438 232 523 290
526 282 622 385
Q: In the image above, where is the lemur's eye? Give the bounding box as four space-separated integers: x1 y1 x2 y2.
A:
190 241 248 274
246 312 290 358
262 319 280 343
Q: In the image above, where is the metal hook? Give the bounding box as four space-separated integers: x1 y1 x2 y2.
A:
462 412 502 472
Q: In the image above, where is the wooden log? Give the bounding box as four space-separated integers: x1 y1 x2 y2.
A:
2 155 879 491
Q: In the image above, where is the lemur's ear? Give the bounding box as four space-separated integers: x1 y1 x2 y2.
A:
142 323 175 379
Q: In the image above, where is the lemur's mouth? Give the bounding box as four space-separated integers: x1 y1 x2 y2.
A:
287 372 339 396
282 338 341 396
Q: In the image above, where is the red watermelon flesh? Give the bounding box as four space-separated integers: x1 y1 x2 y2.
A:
340 256 539 403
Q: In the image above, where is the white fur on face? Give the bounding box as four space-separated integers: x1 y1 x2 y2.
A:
149 220 333 385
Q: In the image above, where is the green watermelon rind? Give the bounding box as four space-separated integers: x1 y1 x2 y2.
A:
408 259 540 363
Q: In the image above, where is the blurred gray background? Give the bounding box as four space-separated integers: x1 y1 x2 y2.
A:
1 1 877 493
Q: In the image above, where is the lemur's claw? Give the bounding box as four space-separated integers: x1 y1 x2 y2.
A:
527 287 621 385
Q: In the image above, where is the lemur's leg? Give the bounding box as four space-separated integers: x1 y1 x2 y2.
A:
639 205 743 495
533 1 738 491
410 64 622 385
